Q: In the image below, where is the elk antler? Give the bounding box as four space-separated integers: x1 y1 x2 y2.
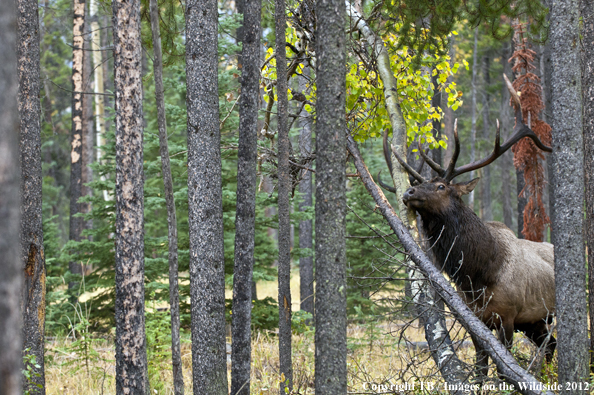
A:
382 129 426 185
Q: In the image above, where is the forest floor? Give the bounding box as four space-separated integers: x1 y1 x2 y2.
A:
44 274 556 394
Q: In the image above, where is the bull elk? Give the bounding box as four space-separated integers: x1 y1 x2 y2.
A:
382 74 555 377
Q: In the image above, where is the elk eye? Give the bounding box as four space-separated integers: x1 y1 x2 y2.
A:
438 185 445 190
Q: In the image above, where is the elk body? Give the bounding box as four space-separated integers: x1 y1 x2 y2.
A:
383 75 556 376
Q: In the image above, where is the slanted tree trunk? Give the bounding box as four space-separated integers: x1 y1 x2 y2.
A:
112 0 148 391
298 68 314 316
581 0 594 376
549 0 589 390
315 0 347 393
0 6 23 394
468 27 479 211
148 0 184 393
480 53 492 221
69 0 85 282
500 39 514 229
275 0 292 391
185 0 228 392
17 0 46 392
231 0 261 392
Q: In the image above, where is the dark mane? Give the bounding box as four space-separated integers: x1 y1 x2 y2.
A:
418 196 505 293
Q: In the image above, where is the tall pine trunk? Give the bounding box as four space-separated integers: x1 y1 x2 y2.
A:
148 0 184 392
275 0 292 391
69 0 85 281
231 0 261 393
500 39 514 229
112 0 148 391
480 54 492 221
581 0 594 373
185 0 228 392
314 0 347 392
0 4 23 393
17 0 46 391
298 68 314 316
468 27 479 211
550 0 589 390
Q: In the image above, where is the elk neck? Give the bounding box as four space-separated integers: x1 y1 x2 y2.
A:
416 198 505 293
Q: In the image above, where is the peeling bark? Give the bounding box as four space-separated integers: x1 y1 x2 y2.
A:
69 0 86 281
17 0 46 391
148 0 184 392
230 0 261 393
185 0 229 392
0 3 22 394
112 0 149 391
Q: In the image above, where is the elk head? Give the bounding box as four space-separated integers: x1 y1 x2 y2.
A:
383 74 552 208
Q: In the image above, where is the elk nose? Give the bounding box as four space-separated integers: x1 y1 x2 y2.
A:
403 187 415 199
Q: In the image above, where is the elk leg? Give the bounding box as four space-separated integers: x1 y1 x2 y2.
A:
523 321 556 363
471 334 489 381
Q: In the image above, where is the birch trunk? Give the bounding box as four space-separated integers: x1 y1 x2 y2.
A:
148 0 184 393
1 4 23 394
17 0 46 391
112 0 148 390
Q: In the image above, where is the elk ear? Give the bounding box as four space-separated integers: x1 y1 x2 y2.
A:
454 178 480 196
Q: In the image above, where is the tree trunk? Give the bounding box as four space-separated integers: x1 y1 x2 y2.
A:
431 73 442 168
185 0 229 392
516 170 526 238
500 39 514 230
231 0 261 392
314 0 347 393
82 16 93 234
148 1 184 393
17 0 46 391
468 27 479 211
442 36 456 166
480 54 492 222
550 0 589 390
298 68 314 317
275 0 292 392
347 135 555 395
0 5 22 394
69 0 85 282
112 0 148 391
581 0 594 375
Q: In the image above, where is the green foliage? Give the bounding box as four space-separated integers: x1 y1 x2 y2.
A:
145 306 173 392
22 348 43 395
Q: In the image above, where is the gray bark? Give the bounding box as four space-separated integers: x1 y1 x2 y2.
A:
112 0 148 391
581 0 594 375
298 69 314 316
82 17 93 233
148 0 184 393
17 0 46 391
468 27 478 211
549 0 589 391
0 4 22 394
516 170 527 238
69 0 85 279
231 0 261 392
347 135 555 395
185 0 229 392
314 0 347 393
276 0 292 391
500 39 514 229
480 54 492 222
443 37 456 166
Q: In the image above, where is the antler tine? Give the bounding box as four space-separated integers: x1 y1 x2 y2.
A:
503 73 524 126
417 136 446 177
443 119 461 181
382 129 394 176
376 170 396 193
391 145 426 184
